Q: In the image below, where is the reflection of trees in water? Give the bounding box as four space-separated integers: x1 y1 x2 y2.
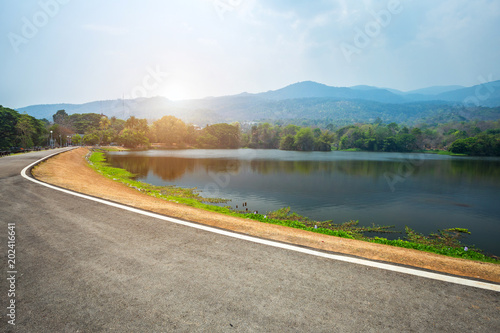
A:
149 158 196 181
106 154 241 181
106 155 151 178
448 159 500 179
249 158 500 182
249 159 400 178
385 159 500 184
200 159 240 174
106 153 500 183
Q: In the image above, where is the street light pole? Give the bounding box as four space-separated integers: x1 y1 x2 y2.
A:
50 130 53 148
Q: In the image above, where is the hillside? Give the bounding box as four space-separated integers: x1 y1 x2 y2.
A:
15 80 500 125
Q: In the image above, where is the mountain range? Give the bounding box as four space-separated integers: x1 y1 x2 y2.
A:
16 80 500 126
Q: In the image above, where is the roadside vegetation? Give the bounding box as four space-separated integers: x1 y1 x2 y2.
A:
90 148 499 264
0 106 47 152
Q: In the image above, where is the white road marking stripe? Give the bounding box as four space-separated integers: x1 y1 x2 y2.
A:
21 150 500 292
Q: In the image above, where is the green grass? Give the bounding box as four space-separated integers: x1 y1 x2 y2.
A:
334 148 467 156
89 149 499 264
370 227 498 264
418 149 467 156
97 147 125 152
337 148 363 152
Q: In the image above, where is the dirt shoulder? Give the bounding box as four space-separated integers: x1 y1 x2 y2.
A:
32 147 500 283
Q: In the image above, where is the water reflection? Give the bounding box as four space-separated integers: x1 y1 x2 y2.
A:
107 156 243 181
107 153 500 183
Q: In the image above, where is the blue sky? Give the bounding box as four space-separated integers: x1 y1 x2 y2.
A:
1 0 499 108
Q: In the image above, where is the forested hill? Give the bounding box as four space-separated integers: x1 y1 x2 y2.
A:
15 80 500 125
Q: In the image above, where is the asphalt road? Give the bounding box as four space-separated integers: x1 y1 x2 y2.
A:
1 149 499 332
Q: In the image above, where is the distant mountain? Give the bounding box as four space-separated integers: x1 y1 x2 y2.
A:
406 85 465 96
16 103 78 121
434 80 500 107
17 97 183 122
350 85 383 91
256 81 406 104
15 80 500 126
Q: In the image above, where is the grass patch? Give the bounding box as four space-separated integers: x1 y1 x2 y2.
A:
370 227 498 264
335 148 467 156
419 149 467 156
89 149 499 264
337 148 363 152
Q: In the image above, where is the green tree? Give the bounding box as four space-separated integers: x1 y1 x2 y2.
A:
387 122 399 135
83 132 100 145
116 116 150 148
449 134 500 156
294 128 315 151
0 107 20 149
69 113 102 133
16 114 35 148
396 133 417 152
72 134 82 146
282 124 301 136
200 123 240 148
249 123 281 148
197 132 218 148
382 137 398 152
152 116 187 145
279 134 296 150
53 109 70 127
118 128 149 148
313 131 333 151
110 117 126 134
125 116 148 132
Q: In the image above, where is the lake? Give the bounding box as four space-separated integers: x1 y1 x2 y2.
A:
105 149 500 256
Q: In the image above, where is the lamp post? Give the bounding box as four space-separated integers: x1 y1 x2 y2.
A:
50 130 53 148
59 134 62 147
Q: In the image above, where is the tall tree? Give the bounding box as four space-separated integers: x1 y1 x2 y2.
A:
118 116 150 148
294 128 315 151
0 107 20 149
199 123 240 148
152 116 187 145
16 114 35 148
53 109 71 127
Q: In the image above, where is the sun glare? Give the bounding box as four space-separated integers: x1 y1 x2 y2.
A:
160 83 192 101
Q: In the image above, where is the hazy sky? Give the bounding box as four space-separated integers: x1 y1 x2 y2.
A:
1 0 499 108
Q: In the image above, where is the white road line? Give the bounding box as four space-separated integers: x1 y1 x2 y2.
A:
21 151 500 293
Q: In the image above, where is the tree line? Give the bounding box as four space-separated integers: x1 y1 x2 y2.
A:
1 106 499 156
242 120 500 155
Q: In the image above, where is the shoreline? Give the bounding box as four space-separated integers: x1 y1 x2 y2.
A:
32 147 500 283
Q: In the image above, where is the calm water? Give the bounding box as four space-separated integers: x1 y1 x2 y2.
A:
106 149 500 256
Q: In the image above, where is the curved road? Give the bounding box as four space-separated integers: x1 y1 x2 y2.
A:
1 149 499 332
